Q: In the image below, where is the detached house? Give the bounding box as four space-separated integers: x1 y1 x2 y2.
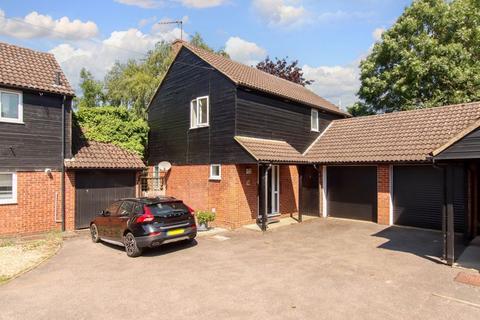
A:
0 42 144 236
147 40 349 229
148 40 480 264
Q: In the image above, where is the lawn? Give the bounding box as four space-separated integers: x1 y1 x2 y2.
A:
0 231 63 285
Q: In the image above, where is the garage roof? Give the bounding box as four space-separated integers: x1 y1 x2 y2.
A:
65 131 145 170
305 102 480 163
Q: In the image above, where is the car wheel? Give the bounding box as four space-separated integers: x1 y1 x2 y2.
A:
90 224 100 243
124 233 142 257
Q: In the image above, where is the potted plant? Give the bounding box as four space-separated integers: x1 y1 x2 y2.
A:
196 210 216 231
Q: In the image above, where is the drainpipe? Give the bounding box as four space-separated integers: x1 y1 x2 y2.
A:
61 95 66 232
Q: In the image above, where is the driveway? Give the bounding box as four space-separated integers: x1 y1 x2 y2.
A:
1 218 479 319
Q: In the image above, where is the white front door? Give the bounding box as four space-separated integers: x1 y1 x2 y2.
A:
268 165 280 216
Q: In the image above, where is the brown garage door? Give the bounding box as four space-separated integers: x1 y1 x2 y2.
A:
75 171 136 229
327 166 377 222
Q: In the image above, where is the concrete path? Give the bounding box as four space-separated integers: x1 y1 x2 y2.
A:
1 218 479 319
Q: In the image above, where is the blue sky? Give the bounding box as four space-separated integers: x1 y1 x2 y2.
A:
0 0 412 107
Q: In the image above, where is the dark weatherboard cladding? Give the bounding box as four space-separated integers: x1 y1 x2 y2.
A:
0 89 72 171
148 47 246 165
435 128 480 160
147 46 344 166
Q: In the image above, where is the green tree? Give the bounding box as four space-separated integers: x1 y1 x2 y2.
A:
256 56 314 86
346 102 376 117
190 32 229 57
74 106 149 156
357 0 480 113
76 68 105 109
105 41 173 118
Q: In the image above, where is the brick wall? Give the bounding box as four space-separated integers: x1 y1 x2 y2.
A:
160 164 299 229
377 164 391 225
0 171 75 236
280 165 299 215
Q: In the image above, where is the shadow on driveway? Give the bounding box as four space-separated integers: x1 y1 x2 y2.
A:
98 238 198 257
372 226 467 264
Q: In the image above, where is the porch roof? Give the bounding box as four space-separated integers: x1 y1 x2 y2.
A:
234 136 308 163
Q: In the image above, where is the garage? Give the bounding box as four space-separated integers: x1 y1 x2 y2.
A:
65 137 146 229
393 165 467 232
326 166 377 222
75 171 137 229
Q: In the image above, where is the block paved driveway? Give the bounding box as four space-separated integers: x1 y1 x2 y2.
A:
1 218 479 320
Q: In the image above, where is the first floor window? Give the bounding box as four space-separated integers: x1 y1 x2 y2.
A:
0 173 17 204
210 164 221 180
0 89 23 123
190 96 209 128
311 108 319 132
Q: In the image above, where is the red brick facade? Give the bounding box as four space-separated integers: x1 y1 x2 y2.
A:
162 164 299 229
377 164 391 225
0 171 75 236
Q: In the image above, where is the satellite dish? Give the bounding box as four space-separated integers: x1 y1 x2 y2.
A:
158 161 172 172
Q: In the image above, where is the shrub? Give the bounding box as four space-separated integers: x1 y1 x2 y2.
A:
196 211 216 225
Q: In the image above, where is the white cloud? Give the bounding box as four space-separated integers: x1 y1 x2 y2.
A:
179 0 227 8
224 37 266 66
303 63 360 109
372 27 385 42
50 27 183 91
114 0 163 8
252 0 307 27
0 9 98 40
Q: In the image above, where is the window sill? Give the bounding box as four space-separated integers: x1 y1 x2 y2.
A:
0 118 24 125
190 125 209 130
209 177 221 181
311 128 319 132
0 200 18 205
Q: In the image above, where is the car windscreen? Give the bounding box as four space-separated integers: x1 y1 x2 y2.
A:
146 202 189 216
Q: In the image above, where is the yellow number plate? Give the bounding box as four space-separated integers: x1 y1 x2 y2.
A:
167 229 185 236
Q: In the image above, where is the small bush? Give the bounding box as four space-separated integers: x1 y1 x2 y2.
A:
196 211 216 225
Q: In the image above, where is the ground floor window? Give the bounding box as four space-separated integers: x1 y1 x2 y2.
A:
0 173 17 204
210 164 221 180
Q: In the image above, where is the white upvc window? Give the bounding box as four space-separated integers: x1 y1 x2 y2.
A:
0 89 23 124
209 164 221 180
190 96 209 129
311 109 319 132
0 173 17 205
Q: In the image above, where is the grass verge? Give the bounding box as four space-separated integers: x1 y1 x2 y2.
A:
0 230 63 285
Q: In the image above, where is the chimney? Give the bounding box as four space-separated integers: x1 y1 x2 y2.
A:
54 71 61 86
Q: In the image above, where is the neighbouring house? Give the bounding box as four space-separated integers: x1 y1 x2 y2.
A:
147 40 480 264
0 42 145 236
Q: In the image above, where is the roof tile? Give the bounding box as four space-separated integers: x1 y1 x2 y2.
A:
0 42 74 96
305 102 480 163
